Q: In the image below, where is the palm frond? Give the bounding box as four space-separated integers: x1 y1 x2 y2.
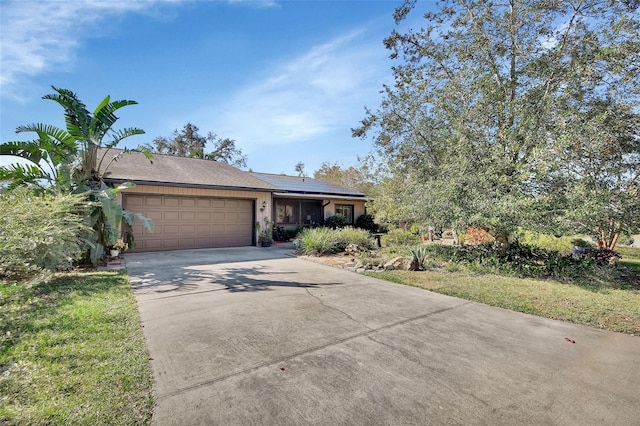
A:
92 99 138 139
105 127 146 148
0 162 50 188
0 139 42 158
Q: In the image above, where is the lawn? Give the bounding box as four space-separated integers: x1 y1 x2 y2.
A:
618 246 640 272
0 272 153 425
363 246 640 336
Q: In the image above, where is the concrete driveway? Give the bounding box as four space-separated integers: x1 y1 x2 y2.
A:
126 246 640 425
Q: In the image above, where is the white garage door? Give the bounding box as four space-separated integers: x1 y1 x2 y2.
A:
123 194 254 252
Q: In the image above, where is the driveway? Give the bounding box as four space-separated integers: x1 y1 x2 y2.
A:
126 246 640 425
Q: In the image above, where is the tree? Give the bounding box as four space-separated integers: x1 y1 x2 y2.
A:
294 161 306 177
0 86 154 264
148 122 247 168
354 0 639 247
313 161 376 195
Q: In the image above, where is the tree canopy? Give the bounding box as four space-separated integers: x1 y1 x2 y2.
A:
148 122 247 168
313 161 376 195
354 0 639 248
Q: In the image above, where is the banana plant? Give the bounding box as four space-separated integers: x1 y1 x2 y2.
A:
78 181 154 265
0 86 154 265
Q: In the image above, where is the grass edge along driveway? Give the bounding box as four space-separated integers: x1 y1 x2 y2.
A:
365 269 640 335
0 271 153 425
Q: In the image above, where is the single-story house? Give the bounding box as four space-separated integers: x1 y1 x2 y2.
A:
102 149 368 252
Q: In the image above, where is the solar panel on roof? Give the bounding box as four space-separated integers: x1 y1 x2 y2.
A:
250 173 365 196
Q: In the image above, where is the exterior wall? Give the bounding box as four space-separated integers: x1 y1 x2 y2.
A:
115 184 272 244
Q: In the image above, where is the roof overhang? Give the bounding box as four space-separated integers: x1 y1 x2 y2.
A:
103 178 274 193
272 192 369 202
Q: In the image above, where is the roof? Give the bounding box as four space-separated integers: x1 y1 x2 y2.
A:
100 149 277 191
98 149 367 198
251 172 366 198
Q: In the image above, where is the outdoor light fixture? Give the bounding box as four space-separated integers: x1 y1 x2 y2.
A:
262 201 267 209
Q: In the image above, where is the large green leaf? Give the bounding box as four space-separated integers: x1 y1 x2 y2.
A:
99 195 123 229
136 212 154 233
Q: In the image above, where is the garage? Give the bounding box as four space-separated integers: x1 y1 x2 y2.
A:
124 194 255 252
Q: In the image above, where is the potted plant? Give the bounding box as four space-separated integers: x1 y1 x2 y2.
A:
256 217 274 247
110 238 129 258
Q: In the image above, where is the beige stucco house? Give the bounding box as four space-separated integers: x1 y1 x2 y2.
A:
102 149 368 252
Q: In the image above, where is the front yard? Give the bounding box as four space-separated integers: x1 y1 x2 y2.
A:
358 244 640 335
0 272 153 425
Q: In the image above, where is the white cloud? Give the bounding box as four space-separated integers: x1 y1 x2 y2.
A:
210 29 389 151
227 0 280 8
0 0 176 101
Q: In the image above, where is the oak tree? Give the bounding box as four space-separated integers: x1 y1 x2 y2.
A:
354 0 639 247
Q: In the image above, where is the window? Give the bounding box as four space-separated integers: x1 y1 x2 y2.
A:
335 204 354 224
276 202 296 224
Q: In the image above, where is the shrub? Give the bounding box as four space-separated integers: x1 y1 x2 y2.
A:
334 228 376 252
294 227 374 255
417 241 599 279
464 227 494 245
355 214 377 232
381 229 421 247
324 215 350 229
294 227 334 255
584 247 621 265
0 188 91 282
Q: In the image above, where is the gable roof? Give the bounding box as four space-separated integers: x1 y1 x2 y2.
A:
100 149 277 191
250 172 366 198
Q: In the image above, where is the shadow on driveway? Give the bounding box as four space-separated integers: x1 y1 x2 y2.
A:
126 247 640 426
126 245 332 296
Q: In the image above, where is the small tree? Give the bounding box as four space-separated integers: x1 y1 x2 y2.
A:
295 162 306 177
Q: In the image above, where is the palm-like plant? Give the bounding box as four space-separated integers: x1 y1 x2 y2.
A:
0 124 78 190
0 86 154 264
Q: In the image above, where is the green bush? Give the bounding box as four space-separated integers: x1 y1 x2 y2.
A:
324 215 350 229
294 227 375 255
0 188 91 282
294 227 336 255
381 229 421 247
355 214 377 232
335 227 376 251
419 242 601 280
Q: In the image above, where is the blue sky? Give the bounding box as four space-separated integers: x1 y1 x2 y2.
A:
0 0 420 175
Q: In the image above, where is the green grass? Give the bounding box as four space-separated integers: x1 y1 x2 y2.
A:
618 246 640 272
365 269 640 335
0 272 153 425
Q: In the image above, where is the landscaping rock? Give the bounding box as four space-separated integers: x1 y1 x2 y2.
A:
345 243 368 256
384 257 404 270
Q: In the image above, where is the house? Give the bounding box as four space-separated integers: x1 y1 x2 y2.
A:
101 149 368 252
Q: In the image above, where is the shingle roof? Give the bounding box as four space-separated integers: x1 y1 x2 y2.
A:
100 149 277 191
250 172 366 197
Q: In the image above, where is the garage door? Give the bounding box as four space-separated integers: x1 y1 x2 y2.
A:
123 194 254 252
